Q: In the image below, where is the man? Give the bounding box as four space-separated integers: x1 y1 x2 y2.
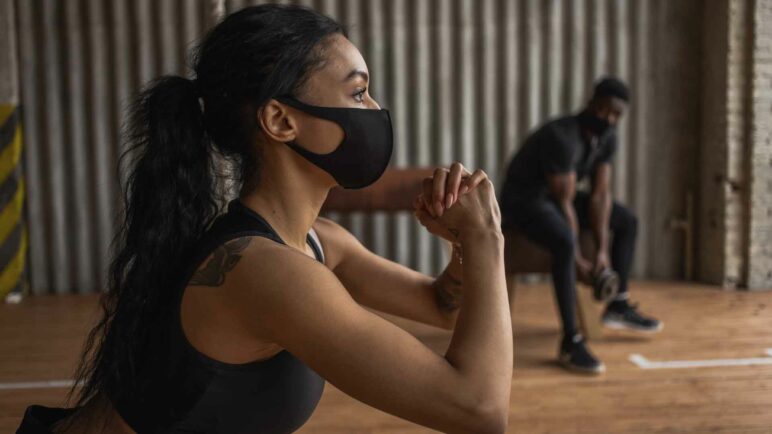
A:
499 77 661 375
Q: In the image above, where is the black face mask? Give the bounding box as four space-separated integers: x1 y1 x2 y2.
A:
274 96 393 190
578 110 612 137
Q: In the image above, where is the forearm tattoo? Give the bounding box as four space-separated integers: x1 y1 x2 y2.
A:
433 268 463 312
448 227 460 240
189 237 252 287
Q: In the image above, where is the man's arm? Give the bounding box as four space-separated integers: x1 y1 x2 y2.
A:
590 163 612 272
546 172 593 281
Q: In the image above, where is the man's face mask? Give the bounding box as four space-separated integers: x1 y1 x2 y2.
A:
275 96 393 190
578 110 612 137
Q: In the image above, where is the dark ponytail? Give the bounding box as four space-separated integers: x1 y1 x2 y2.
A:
70 75 221 410
125 76 219 268
70 3 345 415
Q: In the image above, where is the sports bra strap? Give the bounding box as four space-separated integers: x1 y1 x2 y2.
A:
192 199 325 267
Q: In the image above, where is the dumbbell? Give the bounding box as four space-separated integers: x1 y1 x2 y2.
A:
592 268 619 302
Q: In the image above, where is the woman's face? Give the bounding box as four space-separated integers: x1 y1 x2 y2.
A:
284 34 380 154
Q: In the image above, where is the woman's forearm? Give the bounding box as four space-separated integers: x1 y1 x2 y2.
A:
433 244 463 312
443 229 512 411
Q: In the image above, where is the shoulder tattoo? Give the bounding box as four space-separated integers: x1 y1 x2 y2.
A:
189 237 252 287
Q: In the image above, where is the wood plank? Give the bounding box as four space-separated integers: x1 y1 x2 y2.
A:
0 282 770 433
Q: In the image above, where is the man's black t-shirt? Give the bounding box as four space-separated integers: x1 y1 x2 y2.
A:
499 113 617 225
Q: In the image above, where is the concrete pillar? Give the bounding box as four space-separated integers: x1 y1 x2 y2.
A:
698 0 772 290
0 0 27 302
747 0 772 289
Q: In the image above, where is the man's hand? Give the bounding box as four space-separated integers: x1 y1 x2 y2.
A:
594 250 610 275
576 256 594 285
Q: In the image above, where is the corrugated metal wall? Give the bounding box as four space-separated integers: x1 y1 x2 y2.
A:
16 0 702 294
16 0 213 294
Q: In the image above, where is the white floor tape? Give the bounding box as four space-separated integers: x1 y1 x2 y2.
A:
630 349 772 369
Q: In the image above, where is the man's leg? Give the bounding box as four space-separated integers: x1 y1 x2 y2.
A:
512 199 605 374
572 192 636 297
603 203 662 331
573 193 662 332
514 199 579 338
608 202 637 301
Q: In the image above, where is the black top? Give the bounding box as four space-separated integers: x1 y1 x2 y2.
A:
499 114 617 222
113 199 326 434
17 406 79 434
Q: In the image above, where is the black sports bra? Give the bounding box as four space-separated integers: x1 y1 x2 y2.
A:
114 199 326 433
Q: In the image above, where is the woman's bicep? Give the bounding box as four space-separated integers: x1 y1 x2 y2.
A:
234 251 483 433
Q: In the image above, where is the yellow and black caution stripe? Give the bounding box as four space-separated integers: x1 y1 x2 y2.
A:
0 105 27 301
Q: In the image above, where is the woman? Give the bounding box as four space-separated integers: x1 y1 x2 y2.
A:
18 5 512 434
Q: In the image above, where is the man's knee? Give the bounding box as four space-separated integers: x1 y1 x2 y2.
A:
615 206 638 236
550 228 575 258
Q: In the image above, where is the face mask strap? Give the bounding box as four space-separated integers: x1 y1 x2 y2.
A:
274 95 349 154
274 95 363 122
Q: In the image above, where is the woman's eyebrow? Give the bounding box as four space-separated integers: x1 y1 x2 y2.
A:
343 69 369 83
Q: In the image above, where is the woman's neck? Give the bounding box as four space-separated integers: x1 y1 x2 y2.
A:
238 159 331 252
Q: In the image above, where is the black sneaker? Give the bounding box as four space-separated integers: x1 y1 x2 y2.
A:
602 301 663 333
558 334 605 375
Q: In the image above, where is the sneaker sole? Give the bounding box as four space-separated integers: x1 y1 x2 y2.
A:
602 318 664 333
558 355 606 375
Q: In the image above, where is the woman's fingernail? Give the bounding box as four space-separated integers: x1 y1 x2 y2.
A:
445 195 452 208
460 186 468 194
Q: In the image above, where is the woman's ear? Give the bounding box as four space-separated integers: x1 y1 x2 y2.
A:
258 99 297 143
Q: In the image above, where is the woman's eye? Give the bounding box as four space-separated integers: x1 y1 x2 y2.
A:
353 88 366 102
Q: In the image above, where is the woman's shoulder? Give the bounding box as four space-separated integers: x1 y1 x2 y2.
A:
312 216 345 236
312 217 365 268
234 233 332 283
313 216 365 245
222 232 351 328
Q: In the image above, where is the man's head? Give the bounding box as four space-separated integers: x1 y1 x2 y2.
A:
587 76 629 128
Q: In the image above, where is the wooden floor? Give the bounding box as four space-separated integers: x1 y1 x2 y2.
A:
1 282 771 433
